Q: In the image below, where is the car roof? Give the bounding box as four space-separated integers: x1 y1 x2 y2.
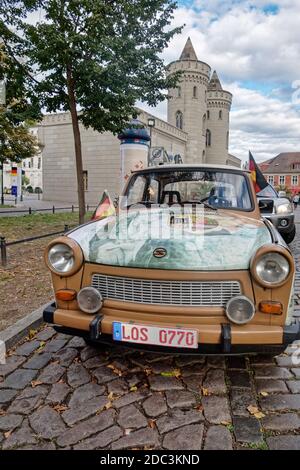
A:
132 164 249 174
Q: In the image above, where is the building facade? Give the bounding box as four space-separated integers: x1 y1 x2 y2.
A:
260 152 300 195
39 38 240 204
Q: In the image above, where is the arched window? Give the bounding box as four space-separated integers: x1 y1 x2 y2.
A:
177 87 181 98
193 86 197 98
206 129 212 147
207 110 210 120
202 114 206 136
176 111 183 130
219 110 223 120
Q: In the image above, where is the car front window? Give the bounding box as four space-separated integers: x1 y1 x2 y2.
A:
124 169 253 211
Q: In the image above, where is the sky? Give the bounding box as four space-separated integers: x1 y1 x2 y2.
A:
138 0 300 164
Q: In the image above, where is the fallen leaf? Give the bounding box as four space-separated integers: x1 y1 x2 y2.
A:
53 404 68 413
161 369 181 378
247 405 263 416
148 419 156 429
260 391 269 397
221 420 231 426
254 411 266 419
201 387 210 396
104 401 113 410
107 392 115 401
125 428 132 435
195 404 204 412
107 364 123 376
29 329 37 339
130 386 138 392
4 430 12 439
144 368 152 376
0 409 6 416
31 380 43 388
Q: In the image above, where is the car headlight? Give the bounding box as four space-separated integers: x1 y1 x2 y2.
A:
276 203 293 215
48 243 75 273
251 250 291 288
226 296 255 325
77 287 103 314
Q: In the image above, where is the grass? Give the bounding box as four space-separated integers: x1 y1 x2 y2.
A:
244 441 268 450
0 204 14 208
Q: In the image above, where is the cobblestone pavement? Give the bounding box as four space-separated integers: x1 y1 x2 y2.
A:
1 233 300 450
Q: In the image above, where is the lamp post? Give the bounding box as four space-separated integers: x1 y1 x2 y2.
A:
0 163 3 206
147 118 155 166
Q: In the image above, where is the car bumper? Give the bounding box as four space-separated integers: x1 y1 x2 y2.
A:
263 213 295 234
43 302 300 356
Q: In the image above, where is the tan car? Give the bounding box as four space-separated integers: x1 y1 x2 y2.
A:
43 164 299 355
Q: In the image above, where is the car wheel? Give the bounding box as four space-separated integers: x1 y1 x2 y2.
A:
282 226 296 244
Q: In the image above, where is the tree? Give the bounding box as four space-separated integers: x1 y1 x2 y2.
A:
0 0 182 224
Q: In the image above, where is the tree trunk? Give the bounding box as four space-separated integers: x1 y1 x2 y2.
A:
66 65 85 225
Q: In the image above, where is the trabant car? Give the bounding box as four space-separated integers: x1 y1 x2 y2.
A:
43 164 300 355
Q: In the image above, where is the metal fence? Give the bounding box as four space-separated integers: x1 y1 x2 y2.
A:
0 204 95 215
0 224 74 267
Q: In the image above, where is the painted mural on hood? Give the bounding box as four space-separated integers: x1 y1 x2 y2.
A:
69 208 272 271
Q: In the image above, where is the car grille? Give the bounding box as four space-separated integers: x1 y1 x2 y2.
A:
91 274 241 307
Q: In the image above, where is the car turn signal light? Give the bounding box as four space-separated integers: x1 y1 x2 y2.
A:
56 289 77 301
259 301 282 315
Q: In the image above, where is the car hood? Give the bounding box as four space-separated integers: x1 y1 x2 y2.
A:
68 208 272 271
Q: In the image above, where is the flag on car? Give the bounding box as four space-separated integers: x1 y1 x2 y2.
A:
249 151 268 193
91 190 116 220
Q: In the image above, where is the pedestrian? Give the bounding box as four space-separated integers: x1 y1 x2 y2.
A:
293 193 299 210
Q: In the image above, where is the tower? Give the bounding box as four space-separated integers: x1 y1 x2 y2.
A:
167 38 211 163
205 71 232 165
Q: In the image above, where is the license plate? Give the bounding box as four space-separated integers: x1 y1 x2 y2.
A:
113 322 198 349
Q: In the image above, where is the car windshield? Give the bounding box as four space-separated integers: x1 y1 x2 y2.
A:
124 169 253 210
257 185 278 198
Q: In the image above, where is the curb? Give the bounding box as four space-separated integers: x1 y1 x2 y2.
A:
0 302 50 350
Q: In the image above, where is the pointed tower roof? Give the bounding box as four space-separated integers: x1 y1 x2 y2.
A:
179 37 198 61
208 71 223 91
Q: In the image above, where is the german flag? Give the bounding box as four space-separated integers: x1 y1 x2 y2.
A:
249 151 268 193
91 190 116 221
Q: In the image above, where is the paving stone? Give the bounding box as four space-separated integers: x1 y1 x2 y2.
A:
107 378 129 396
260 394 300 411
0 356 26 377
126 373 144 388
8 395 43 415
181 364 206 377
74 425 123 450
2 421 37 450
53 348 78 367
203 369 226 395
23 353 52 370
142 393 167 418
18 385 48 400
93 366 119 384
46 383 71 404
163 424 204 450
14 340 40 357
150 359 175 374
255 379 289 394
227 357 247 369
207 357 226 369
230 389 256 417
156 409 203 434
84 355 108 369
111 428 159 450
35 327 56 342
22 442 56 450
275 356 300 367
117 404 148 429
292 369 300 378
182 375 203 392
267 435 300 450
38 362 65 384
67 363 90 387
262 413 300 431
29 405 66 439
204 425 233 450
0 413 23 431
80 346 100 362
68 383 105 407
148 375 184 391
166 390 196 409
254 366 293 380
233 416 263 444
202 396 231 424
113 391 149 409
175 356 205 367
0 369 37 389
65 336 86 349
57 409 116 447
250 355 275 365
62 396 108 426
0 389 18 405
227 370 251 388
287 380 300 393
43 338 69 353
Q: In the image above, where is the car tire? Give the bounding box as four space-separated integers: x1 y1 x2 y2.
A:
282 226 296 244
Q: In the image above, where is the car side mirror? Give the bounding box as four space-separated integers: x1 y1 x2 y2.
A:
258 200 268 211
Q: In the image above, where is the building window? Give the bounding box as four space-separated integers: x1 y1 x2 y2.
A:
219 110 223 119
31 157 34 168
175 111 183 130
23 161 26 168
202 114 206 136
279 175 285 185
226 131 229 150
292 175 298 186
292 163 300 170
177 87 181 98
193 86 197 98
268 176 274 185
38 157 41 170
207 110 210 120
83 171 88 191
206 129 212 147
